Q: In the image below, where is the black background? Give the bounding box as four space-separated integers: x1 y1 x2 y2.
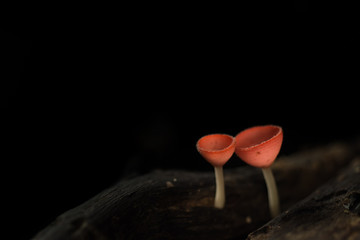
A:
3 2 359 239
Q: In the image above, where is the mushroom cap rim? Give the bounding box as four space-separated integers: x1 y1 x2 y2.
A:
235 125 283 151
196 133 235 153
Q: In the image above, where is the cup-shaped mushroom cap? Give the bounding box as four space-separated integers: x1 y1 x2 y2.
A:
235 125 283 168
196 134 235 167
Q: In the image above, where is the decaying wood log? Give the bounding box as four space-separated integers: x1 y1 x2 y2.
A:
33 141 360 240
248 158 360 240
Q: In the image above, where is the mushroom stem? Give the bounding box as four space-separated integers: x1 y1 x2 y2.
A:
261 167 280 217
214 166 225 209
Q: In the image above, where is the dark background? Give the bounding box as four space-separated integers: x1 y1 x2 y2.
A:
3 2 359 239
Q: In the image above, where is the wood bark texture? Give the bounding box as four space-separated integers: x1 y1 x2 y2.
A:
33 141 360 240
248 158 360 240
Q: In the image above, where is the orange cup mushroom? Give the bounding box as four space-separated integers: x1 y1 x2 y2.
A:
196 134 235 209
235 125 283 217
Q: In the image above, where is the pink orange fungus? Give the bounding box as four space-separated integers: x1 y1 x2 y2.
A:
235 125 283 168
196 134 235 167
196 133 235 209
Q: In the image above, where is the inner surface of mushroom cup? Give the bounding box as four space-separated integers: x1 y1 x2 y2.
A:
235 126 281 149
196 134 235 167
235 125 283 168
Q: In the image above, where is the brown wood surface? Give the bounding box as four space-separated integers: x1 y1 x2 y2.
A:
33 141 360 240
248 158 360 240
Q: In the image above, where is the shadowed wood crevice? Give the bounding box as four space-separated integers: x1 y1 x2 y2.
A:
33 141 360 240
248 158 360 240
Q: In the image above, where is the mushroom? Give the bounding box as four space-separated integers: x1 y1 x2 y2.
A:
196 134 235 209
234 125 283 217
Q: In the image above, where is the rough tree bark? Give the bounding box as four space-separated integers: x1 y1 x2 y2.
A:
33 141 360 240
248 158 360 240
